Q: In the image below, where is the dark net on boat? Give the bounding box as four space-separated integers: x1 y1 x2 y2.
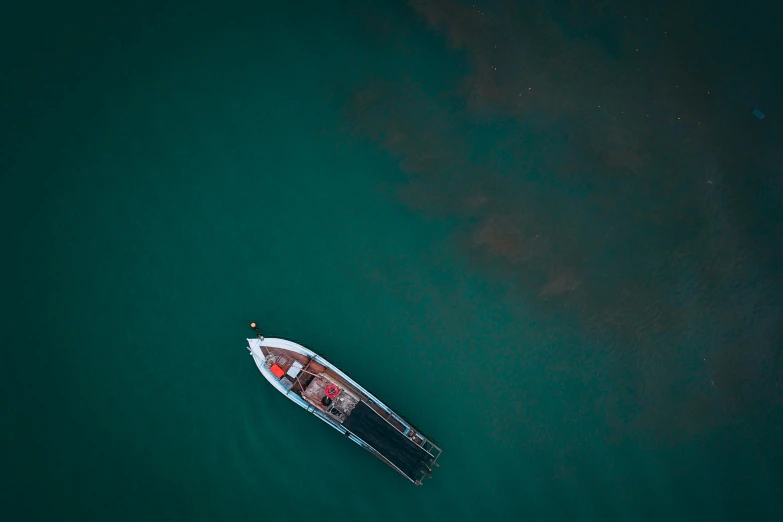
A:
342 401 431 480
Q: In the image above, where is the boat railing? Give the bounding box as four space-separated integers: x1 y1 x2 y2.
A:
365 398 442 462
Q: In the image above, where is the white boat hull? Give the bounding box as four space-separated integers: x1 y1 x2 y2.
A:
246 336 441 484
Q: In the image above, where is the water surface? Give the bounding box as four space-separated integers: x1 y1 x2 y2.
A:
3 1 782 521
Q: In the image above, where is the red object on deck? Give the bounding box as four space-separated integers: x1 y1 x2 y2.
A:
325 384 339 398
270 364 285 378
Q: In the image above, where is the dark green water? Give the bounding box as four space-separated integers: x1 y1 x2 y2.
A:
4 1 782 521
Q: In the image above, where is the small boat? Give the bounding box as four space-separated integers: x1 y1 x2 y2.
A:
246 323 442 485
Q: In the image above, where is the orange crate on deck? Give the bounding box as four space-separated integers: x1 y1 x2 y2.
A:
270 364 285 378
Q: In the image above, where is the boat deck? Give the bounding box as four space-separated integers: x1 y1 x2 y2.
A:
302 375 360 421
343 401 433 481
